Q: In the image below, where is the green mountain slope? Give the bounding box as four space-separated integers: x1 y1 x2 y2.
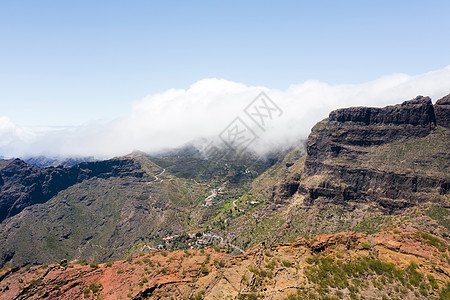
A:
0 150 280 267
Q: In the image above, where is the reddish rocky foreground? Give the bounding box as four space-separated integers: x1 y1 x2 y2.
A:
0 227 449 299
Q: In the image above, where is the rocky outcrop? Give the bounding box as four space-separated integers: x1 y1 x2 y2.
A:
329 95 436 127
435 93 450 128
307 96 437 167
275 95 450 212
270 174 301 204
0 157 145 222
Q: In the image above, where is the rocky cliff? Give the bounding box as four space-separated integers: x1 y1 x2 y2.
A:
435 94 450 128
299 94 450 212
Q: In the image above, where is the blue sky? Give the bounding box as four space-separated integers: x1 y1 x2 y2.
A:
1 0 449 128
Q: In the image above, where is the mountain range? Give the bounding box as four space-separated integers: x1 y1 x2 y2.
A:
0 93 449 299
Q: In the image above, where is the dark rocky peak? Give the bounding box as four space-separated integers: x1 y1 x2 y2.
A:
23 156 95 168
0 159 15 171
1 158 31 170
434 93 450 128
74 157 144 179
329 96 436 127
0 156 146 223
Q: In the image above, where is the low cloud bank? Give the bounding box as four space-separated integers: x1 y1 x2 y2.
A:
1 66 450 159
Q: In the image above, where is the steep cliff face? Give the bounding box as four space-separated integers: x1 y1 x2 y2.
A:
305 96 436 169
300 95 449 212
329 96 436 126
435 93 450 128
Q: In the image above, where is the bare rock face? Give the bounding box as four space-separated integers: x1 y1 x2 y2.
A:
290 95 450 212
435 93 450 128
270 175 301 204
329 96 436 126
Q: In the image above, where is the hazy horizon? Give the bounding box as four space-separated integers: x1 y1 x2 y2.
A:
1 1 449 159
1 67 450 159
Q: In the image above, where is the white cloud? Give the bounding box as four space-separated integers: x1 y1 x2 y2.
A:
0 117 35 157
1 66 450 159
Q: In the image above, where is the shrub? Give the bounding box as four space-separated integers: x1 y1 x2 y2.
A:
204 254 210 264
281 260 292 267
415 231 447 252
302 255 429 295
266 259 277 269
89 262 99 268
419 286 428 296
200 263 209 276
406 261 423 286
427 274 439 289
306 257 318 264
361 242 371 250
425 206 450 231
138 277 148 287
241 274 247 284
83 286 90 298
160 251 168 257
89 282 102 294
238 293 260 300
335 290 343 298
192 290 205 300
214 259 225 268
438 282 450 300
142 257 150 264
